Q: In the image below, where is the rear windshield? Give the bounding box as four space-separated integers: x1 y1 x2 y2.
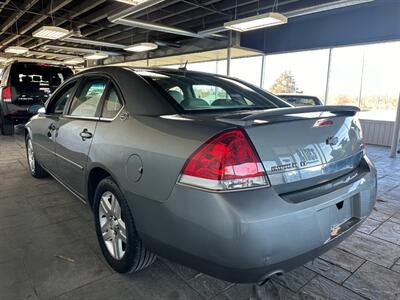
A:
10 64 73 95
278 95 321 107
139 70 286 112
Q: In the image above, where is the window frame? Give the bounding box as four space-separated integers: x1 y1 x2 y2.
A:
64 75 110 120
99 82 125 121
45 79 79 115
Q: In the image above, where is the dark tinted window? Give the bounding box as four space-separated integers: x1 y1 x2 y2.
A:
69 78 107 117
102 84 123 119
10 64 73 96
47 82 77 114
139 71 284 111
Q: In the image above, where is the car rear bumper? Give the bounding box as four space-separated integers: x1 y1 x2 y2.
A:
1 102 43 123
131 155 377 283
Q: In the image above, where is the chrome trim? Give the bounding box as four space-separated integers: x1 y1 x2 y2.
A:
267 151 364 186
63 115 100 121
34 142 55 155
48 169 87 204
55 152 84 170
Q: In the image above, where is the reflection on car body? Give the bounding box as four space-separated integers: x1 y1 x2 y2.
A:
25 67 377 283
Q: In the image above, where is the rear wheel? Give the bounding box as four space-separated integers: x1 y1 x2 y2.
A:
0 113 14 135
94 177 157 273
25 135 48 178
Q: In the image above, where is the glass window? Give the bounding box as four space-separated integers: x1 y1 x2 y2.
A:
277 95 322 106
140 70 286 111
264 49 330 102
230 56 263 86
47 82 76 114
69 78 107 117
326 45 364 107
102 84 123 119
192 85 231 105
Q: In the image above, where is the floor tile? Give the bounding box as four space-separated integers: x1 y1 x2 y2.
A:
338 231 400 268
319 247 365 273
371 221 400 245
305 258 351 284
344 262 400 300
299 275 364 300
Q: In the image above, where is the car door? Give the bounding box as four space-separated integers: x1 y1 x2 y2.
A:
54 76 109 197
32 80 78 172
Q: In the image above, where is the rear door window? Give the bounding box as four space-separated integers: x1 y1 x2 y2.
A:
101 84 123 119
68 78 108 117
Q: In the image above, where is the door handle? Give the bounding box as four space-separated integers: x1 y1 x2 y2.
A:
79 128 93 141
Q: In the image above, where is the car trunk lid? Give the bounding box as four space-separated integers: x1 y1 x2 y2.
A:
216 106 364 194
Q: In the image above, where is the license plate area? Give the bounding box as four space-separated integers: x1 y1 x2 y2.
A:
316 194 360 243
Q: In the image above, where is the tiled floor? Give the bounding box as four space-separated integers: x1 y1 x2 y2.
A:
1 127 400 300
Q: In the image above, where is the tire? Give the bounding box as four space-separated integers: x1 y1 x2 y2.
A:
94 177 157 273
0 113 14 135
25 135 48 178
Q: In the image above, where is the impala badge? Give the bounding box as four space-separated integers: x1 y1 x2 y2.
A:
326 136 339 146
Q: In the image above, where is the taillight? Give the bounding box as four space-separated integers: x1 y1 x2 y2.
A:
2 86 11 103
179 129 270 191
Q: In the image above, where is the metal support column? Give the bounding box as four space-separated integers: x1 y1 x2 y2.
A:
324 48 332 104
260 55 266 88
390 91 400 158
227 30 232 76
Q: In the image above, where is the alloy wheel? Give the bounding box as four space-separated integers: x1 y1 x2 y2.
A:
27 139 35 174
99 191 127 260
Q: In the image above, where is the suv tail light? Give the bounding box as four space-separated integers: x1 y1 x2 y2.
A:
179 129 270 191
2 86 12 103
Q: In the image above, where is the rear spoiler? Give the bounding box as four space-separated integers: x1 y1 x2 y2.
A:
217 105 360 126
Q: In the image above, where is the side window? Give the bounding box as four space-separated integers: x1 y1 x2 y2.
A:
101 84 123 119
167 86 184 103
47 82 77 114
68 78 107 117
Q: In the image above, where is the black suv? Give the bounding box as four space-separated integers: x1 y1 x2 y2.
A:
0 62 73 135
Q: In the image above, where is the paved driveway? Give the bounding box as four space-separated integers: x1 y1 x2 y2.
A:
1 127 400 300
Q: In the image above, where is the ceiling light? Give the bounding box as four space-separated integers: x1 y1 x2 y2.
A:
0 57 7 63
224 12 287 32
115 0 160 5
4 46 29 54
32 26 70 40
83 52 109 60
64 57 85 65
124 42 158 52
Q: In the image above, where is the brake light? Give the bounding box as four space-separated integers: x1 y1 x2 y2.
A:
179 129 269 191
2 86 11 103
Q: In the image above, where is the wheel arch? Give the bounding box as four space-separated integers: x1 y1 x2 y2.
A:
86 164 122 209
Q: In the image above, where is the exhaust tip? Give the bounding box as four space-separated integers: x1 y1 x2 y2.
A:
257 270 283 286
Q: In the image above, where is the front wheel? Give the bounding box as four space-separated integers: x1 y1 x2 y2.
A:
94 177 156 273
26 135 48 178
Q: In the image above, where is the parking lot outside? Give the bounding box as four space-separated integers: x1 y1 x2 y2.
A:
1 127 400 300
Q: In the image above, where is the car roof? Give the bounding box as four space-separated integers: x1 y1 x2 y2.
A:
79 65 223 78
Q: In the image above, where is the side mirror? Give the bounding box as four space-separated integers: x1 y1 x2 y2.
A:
38 107 46 114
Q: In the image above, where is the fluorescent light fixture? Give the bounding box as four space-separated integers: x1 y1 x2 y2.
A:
64 57 85 65
124 42 158 52
115 0 160 5
32 26 70 40
224 12 287 32
4 46 29 54
83 51 109 60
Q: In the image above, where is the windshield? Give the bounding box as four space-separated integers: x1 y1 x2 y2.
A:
139 70 287 111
